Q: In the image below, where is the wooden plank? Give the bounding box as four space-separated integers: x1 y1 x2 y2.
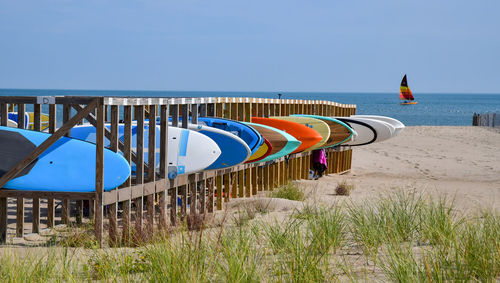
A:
199 178 206 214
75 200 83 225
62 104 71 227
189 174 197 215
0 99 99 189
238 170 244 198
134 105 145 241
16 104 26 237
231 172 238 199
207 177 215 213
61 199 70 225
17 103 26 129
47 198 55 228
251 167 258 195
32 105 41 232
245 168 251 197
16 197 24 237
0 197 7 243
222 173 229 204
180 184 187 221
121 105 132 243
95 99 105 246
49 104 56 133
0 103 7 126
169 183 177 226
158 105 168 230
108 105 119 246
146 106 156 237
257 166 263 191
0 96 95 105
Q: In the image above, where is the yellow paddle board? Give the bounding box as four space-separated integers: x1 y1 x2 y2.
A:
27 112 50 130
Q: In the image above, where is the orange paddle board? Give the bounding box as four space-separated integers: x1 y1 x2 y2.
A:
251 117 322 153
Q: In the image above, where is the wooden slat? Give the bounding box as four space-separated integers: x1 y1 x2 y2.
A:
16 197 24 237
251 167 257 195
32 104 42 233
134 105 145 241
121 106 132 244
61 199 70 225
75 200 83 225
245 168 251 197
158 105 168 230
47 198 55 228
199 178 206 214
95 98 105 246
207 176 215 212
238 170 244 198
146 105 156 237
108 105 119 245
0 197 7 243
16 104 26 237
222 173 229 204
0 103 7 126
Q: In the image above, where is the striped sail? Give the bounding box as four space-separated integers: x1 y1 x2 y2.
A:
399 74 414 101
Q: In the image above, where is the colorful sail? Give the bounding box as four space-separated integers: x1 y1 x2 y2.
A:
399 75 414 101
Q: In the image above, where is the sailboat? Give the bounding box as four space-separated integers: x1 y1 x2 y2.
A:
399 74 418 105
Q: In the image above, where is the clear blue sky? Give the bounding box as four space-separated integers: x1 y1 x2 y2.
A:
1 0 499 93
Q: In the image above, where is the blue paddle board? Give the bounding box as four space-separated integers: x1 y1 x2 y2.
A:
8 112 29 129
0 126 130 192
198 117 263 155
178 123 251 170
244 122 301 162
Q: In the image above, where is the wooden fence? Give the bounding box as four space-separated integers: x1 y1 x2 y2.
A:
473 112 499 127
0 96 356 246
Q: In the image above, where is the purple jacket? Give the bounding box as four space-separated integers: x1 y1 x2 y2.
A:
312 149 327 168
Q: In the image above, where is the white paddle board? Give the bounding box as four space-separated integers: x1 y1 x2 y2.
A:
352 115 405 136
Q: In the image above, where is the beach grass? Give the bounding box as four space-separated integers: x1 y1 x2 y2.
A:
1 188 499 282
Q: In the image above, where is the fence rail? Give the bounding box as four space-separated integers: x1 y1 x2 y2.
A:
0 96 355 246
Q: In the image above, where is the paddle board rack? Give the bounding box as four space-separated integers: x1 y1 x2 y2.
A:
0 96 355 246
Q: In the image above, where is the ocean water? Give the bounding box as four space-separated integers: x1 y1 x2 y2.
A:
1 88 499 126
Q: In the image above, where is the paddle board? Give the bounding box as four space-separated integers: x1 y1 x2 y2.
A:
70 124 221 179
8 112 29 129
243 122 288 156
198 117 263 155
270 116 329 151
251 117 317 153
352 115 405 136
333 117 393 146
174 123 250 170
8 112 50 130
7 119 17 127
245 137 272 163
0 126 131 192
245 122 301 162
291 115 354 147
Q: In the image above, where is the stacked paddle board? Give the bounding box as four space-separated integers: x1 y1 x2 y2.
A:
1 109 404 192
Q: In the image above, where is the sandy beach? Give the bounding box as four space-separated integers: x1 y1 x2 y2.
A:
297 126 500 212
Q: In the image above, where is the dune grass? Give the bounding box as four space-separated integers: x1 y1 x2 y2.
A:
1 189 499 282
269 182 305 201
